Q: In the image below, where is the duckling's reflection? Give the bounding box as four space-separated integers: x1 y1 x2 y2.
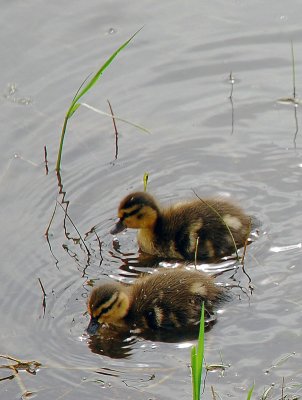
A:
109 240 251 276
88 327 137 359
87 318 217 359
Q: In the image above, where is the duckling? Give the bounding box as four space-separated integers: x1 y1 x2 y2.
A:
110 191 251 260
87 268 226 334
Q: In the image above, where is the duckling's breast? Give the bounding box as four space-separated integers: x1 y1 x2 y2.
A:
137 229 157 255
137 227 184 259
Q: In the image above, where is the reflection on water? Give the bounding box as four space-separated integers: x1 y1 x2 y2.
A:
87 316 220 359
87 330 137 359
3 83 32 105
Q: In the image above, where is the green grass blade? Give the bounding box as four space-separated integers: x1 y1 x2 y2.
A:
143 172 149 191
191 303 205 400
246 384 254 400
80 102 150 133
67 27 143 117
56 27 142 172
69 102 81 117
191 346 197 400
196 303 205 399
191 346 200 400
291 41 296 99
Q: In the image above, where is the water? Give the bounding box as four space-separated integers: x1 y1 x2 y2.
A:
1 1 302 399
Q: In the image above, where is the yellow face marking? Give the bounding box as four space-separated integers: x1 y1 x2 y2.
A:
91 292 119 319
119 205 158 230
223 214 242 230
118 205 141 218
90 291 130 325
114 293 130 318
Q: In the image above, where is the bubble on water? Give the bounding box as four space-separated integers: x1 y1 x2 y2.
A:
7 83 17 95
279 15 288 21
176 342 193 349
107 27 117 35
3 83 32 105
78 334 88 342
17 97 32 105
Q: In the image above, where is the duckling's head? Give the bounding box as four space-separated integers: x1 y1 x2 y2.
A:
87 283 130 334
110 192 160 234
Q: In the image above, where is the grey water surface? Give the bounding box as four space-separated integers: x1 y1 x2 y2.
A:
1 1 302 399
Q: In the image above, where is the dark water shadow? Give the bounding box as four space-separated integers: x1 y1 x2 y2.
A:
87 318 218 359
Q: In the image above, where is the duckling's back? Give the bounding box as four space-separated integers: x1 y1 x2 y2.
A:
126 268 225 330
154 199 251 260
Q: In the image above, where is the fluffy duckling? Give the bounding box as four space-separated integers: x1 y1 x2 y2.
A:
110 191 251 260
87 268 225 334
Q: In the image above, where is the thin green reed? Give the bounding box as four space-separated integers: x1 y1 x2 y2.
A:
246 384 254 400
191 303 205 400
56 28 142 172
143 172 149 191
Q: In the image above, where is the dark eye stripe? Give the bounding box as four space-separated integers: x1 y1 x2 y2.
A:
93 294 119 318
122 205 143 219
97 295 119 317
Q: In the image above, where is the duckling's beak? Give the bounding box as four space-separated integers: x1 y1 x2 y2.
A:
110 219 126 234
87 317 100 335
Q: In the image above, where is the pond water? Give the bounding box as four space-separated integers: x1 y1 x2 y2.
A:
1 1 302 399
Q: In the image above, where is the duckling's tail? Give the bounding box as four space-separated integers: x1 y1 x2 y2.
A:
215 285 232 305
250 215 261 230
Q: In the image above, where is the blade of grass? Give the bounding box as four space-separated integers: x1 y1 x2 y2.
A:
143 172 149 191
107 99 119 160
291 41 296 99
191 302 205 400
191 345 198 400
247 384 255 400
80 103 150 133
71 28 143 111
56 27 143 172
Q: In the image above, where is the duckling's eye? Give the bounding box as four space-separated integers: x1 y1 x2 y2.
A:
136 213 144 220
94 295 119 317
98 304 114 316
122 206 143 219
